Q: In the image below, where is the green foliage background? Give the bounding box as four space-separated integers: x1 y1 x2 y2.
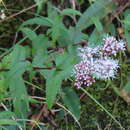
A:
0 0 129 129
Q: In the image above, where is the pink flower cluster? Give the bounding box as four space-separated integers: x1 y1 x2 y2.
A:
73 61 95 88
102 36 125 56
73 35 126 88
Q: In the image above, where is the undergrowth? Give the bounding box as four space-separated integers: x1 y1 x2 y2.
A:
0 0 130 130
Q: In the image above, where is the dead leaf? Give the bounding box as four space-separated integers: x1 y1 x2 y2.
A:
120 89 130 104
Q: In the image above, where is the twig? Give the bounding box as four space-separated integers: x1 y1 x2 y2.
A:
0 4 37 23
13 32 18 45
110 1 130 22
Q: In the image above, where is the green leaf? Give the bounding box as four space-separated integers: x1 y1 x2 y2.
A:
32 34 51 51
91 17 103 32
68 27 87 44
124 81 130 93
20 27 37 41
124 14 130 48
22 17 53 27
76 0 115 30
49 16 65 42
6 47 30 118
61 8 82 16
34 0 44 14
88 29 103 46
61 87 81 120
11 45 26 67
57 28 72 46
7 61 30 79
53 52 78 79
46 73 62 109
32 50 44 68
0 111 15 119
124 9 130 18
106 23 116 35
9 76 29 118
0 119 20 126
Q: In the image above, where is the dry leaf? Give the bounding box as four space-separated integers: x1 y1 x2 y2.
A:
120 89 130 104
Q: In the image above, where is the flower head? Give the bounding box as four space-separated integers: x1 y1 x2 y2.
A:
93 57 119 79
73 35 125 88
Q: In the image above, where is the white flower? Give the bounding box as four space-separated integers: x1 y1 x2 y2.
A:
0 10 6 19
78 45 101 61
116 40 126 51
73 36 125 88
93 57 119 79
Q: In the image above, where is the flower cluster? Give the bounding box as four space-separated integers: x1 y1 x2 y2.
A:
73 35 126 88
73 60 95 88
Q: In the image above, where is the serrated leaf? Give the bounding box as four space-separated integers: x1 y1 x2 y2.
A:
46 74 62 109
22 17 53 27
6 48 30 118
61 87 81 120
61 8 82 16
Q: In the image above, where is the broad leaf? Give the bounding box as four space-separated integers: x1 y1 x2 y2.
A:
46 71 62 109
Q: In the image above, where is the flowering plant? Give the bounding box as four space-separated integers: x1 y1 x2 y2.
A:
73 35 126 88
